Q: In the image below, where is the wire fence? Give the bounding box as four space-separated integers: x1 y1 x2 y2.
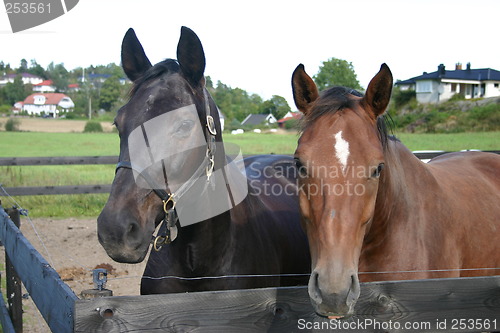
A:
1 183 499 286
2 183 500 332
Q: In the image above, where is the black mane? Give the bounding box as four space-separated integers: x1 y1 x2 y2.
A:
301 86 393 148
130 59 180 96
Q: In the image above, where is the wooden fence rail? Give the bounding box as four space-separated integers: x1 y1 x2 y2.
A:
0 155 119 166
1 151 499 197
0 205 78 333
75 278 500 332
1 204 500 332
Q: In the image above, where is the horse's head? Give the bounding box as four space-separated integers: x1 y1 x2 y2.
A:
291 64 393 317
98 27 222 263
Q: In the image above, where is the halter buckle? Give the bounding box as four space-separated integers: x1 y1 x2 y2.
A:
163 194 176 213
206 115 217 136
153 235 167 251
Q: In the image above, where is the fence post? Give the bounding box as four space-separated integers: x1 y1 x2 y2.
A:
4 207 23 333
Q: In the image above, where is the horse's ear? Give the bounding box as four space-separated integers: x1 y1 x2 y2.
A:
121 28 152 82
177 26 206 87
292 64 319 115
362 63 393 118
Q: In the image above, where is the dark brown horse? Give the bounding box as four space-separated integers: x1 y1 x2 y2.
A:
97 27 310 294
291 63 500 318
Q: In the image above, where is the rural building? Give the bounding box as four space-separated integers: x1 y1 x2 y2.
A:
12 101 23 113
0 72 43 86
395 63 500 103
33 80 56 93
22 93 75 118
277 111 302 128
217 108 225 132
68 83 80 92
240 113 277 127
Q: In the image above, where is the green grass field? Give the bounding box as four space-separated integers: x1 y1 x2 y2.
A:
1 131 499 157
0 131 498 217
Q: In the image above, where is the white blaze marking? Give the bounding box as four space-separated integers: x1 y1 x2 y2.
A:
334 131 349 171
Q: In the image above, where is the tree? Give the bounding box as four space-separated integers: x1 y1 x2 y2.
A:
98 76 121 111
3 75 26 105
46 62 69 92
28 59 47 78
19 59 28 72
313 58 362 91
260 95 291 120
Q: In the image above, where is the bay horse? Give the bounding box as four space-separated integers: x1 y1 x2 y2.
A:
291 63 500 318
97 27 310 294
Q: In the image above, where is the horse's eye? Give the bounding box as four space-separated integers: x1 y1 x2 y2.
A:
372 163 384 178
294 157 307 177
175 120 194 136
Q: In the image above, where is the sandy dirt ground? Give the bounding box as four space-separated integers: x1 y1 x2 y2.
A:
0 117 115 133
0 217 147 332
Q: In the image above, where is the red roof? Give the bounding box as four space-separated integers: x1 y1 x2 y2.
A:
68 83 79 88
33 80 53 86
277 112 302 123
23 93 70 105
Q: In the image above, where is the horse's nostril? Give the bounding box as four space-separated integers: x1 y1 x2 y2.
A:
308 271 322 303
126 221 142 243
347 274 360 305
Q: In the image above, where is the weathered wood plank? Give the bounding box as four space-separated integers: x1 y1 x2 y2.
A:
4 208 23 332
0 206 79 333
0 290 15 333
0 156 118 166
75 276 500 332
0 184 112 196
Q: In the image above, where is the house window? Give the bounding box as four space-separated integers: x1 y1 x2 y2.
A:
495 83 499 88
416 80 432 93
451 83 457 92
34 95 46 105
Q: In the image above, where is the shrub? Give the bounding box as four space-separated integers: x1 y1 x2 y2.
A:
83 121 103 133
466 103 500 131
0 104 12 115
392 88 416 109
284 118 299 130
64 112 76 119
448 93 466 102
5 118 21 131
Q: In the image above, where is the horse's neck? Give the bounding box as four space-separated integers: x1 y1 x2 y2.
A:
372 139 435 230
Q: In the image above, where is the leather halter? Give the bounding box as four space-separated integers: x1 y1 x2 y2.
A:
115 88 218 250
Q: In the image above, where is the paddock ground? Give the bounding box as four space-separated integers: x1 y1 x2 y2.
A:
0 217 146 332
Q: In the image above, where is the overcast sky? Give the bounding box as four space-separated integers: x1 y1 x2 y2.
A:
1 0 499 108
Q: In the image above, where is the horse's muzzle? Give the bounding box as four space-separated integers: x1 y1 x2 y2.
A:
308 269 360 317
97 211 152 264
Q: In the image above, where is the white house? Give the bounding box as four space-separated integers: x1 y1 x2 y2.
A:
32 80 56 93
217 108 225 132
22 93 75 118
0 73 43 86
395 63 500 103
12 101 24 114
240 113 277 127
